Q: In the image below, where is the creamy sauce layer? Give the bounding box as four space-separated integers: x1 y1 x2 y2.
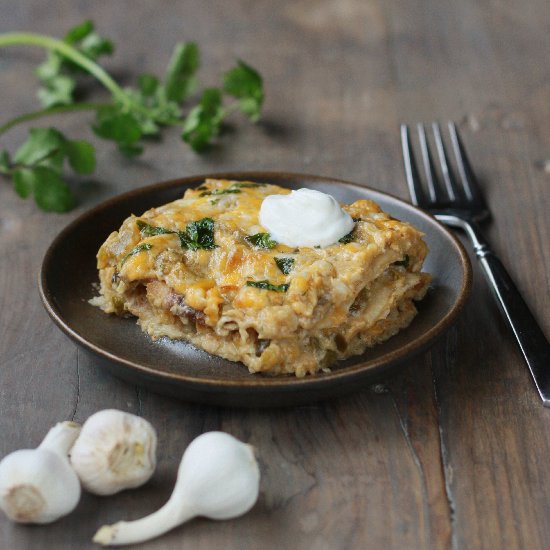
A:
259 188 355 247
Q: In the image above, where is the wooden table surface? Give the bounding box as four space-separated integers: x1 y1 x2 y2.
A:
1 1 549 548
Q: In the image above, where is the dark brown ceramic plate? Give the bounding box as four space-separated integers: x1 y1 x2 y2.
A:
39 172 471 407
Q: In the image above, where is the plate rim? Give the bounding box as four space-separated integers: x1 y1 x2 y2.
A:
39 171 472 392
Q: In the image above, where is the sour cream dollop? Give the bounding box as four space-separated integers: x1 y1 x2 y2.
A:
259 188 355 248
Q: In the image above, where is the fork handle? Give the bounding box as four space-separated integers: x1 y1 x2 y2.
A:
465 221 550 405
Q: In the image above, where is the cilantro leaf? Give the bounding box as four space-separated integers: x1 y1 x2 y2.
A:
179 217 217 250
200 188 241 197
122 84 182 136
65 140 96 174
393 255 410 268
181 88 224 152
274 257 294 275
0 151 10 174
245 232 277 249
93 107 143 155
164 42 199 103
13 166 74 212
63 20 94 44
14 128 65 167
121 243 153 265
33 167 74 211
36 74 76 107
230 182 266 189
137 218 217 250
35 20 113 107
138 74 160 97
136 220 176 236
93 108 142 143
63 20 114 65
78 31 114 60
35 51 64 81
6 128 99 211
12 168 35 198
198 181 265 196
223 60 264 122
246 280 289 292
14 128 95 174
338 229 355 244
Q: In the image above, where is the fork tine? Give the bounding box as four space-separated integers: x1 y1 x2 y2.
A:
400 124 424 206
432 122 461 201
417 123 439 202
448 121 486 208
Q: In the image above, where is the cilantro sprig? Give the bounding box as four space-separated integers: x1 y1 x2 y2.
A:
136 218 217 251
0 127 95 211
338 229 355 244
393 254 410 268
246 280 289 292
199 187 241 197
137 220 176 237
231 182 267 189
199 180 267 196
245 232 277 249
179 217 217 250
35 20 114 108
274 257 294 275
0 22 265 212
338 219 359 244
223 61 264 122
121 243 153 265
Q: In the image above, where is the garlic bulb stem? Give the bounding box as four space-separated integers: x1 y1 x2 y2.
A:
94 495 194 546
39 421 81 456
93 431 260 546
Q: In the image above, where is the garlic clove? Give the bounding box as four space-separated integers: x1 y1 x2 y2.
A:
0 421 81 524
93 431 260 546
70 409 157 496
177 433 260 520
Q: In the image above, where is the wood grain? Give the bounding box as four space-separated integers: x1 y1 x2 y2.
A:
1 1 549 548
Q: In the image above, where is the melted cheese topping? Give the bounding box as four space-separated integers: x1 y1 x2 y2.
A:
94 179 431 377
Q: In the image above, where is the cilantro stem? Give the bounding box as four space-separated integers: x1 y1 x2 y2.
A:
0 32 129 105
0 33 184 130
0 33 261 140
0 102 109 137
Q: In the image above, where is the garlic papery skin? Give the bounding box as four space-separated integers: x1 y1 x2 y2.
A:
0 421 81 524
93 431 260 546
70 409 157 496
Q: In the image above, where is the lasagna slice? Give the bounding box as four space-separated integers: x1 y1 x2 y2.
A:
92 180 431 377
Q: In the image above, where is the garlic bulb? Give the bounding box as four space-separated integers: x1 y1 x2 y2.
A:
93 431 260 546
0 421 81 524
70 409 157 496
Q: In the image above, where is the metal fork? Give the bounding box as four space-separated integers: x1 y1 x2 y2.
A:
401 121 550 405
